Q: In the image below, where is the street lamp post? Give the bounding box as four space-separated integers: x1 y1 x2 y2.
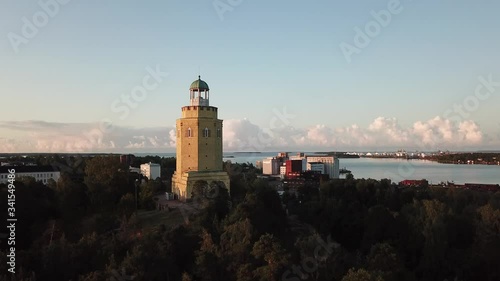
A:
134 179 139 211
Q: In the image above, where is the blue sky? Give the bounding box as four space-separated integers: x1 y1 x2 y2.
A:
1 0 499 152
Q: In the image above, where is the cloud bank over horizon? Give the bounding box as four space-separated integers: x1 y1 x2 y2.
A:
0 117 498 153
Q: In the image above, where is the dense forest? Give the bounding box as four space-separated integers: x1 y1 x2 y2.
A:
428 153 500 164
1 155 499 280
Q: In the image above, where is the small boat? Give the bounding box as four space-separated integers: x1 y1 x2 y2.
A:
339 167 351 174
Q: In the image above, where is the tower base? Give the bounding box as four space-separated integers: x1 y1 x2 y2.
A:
172 171 230 201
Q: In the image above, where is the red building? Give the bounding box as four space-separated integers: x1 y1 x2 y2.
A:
399 179 428 187
285 160 303 175
283 170 323 188
120 154 135 166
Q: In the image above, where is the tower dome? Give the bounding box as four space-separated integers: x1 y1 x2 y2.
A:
189 75 210 106
190 76 209 91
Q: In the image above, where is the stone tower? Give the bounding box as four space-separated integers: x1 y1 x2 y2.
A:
171 76 230 200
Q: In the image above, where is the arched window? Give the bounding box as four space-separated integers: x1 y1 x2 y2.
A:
203 128 211 137
187 127 192 137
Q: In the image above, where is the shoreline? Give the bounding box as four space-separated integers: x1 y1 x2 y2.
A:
360 156 500 166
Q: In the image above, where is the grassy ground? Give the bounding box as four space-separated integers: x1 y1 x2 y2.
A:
137 208 186 232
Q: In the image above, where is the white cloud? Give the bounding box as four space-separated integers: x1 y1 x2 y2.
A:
223 119 262 150
0 117 497 153
368 117 409 144
222 117 495 152
458 121 482 143
168 129 176 147
411 117 483 148
0 121 175 153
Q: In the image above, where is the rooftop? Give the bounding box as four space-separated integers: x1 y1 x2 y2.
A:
190 76 209 91
0 166 59 173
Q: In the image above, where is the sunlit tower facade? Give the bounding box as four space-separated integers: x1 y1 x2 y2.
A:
171 76 230 200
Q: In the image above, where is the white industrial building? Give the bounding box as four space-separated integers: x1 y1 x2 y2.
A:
279 165 287 179
262 157 280 175
0 166 60 185
140 162 161 180
307 162 326 175
306 156 340 179
258 153 340 179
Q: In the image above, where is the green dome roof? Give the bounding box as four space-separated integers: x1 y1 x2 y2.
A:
190 76 209 90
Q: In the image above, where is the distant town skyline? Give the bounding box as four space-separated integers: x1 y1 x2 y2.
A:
1 1 499 153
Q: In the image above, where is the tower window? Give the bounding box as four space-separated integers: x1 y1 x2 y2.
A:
203 128 211 137
187 128 192 137
217 128 221 138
